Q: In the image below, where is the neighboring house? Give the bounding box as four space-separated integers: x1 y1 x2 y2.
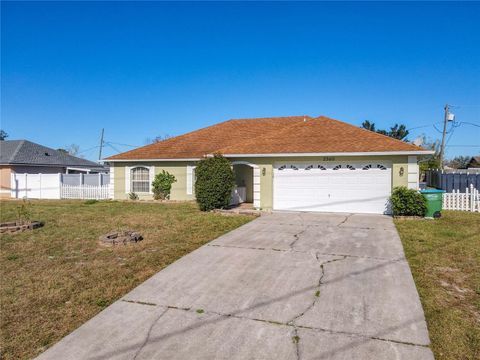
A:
105 116 432 214
467 155 480 168
0 140 106 198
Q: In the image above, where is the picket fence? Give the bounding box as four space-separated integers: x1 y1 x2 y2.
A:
442 185 480 212
60 184 110 200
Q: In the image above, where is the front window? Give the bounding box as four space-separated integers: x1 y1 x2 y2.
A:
131 167 150 193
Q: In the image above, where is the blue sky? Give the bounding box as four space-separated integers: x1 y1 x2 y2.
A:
2 1 479 160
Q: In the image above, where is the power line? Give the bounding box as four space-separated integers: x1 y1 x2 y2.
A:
105 142 122 153
459 122 480 128
445 145 480 147
107 141 140 148
407 122 443 131
77 145 100 155
448 104 480 107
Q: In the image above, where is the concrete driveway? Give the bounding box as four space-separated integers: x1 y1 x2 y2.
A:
37 212 433 360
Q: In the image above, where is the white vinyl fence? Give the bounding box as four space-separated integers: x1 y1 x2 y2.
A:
11 173 111 200
442 185 480 212
61 184 110 200
11 173 61 199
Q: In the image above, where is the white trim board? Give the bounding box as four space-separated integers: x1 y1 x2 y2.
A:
223 151 434 157
106 151 433 162
106 158 202 162
186 165 196 195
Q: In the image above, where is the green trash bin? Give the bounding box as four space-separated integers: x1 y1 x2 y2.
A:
420 189 445 219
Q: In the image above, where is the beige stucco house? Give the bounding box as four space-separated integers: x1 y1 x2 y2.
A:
106 116 433 214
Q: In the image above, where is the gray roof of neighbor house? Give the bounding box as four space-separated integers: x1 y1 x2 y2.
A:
0 140 104 169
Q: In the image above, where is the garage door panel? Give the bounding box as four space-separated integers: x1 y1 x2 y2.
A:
273 163 391 214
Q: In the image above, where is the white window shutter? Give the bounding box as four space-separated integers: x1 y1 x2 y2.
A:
125 166 131 193
187 165 195 195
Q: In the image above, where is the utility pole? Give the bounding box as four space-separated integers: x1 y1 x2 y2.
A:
98 128 104 161
438 104 449 169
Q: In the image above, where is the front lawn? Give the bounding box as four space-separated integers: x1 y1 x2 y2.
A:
394 211 480 360
0 200 254 360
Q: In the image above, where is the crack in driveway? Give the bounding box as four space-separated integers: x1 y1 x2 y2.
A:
287 254 348 325
337 213 353 226
289 213 308 249
119 300 431 350
131 307 169 360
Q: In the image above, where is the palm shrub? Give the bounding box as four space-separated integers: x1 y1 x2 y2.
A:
128 192 139 200
390 186 426 217
195 154 235 211
152 170 177 200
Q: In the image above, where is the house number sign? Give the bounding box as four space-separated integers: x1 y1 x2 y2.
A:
322 157 335 161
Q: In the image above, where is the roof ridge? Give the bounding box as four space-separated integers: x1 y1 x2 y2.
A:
217 117 314 154
228 115 312 122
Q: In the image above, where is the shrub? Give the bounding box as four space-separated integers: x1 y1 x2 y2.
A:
128 192 139 200
195 154 235 211
390 186 426 217
152 170 177 200
84 199 98 205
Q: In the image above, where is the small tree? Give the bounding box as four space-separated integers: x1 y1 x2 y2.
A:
195 154 235 211
390 187 426 217
360 121 409 141
152 170 176 200
361 120 376 132
0 130 8 141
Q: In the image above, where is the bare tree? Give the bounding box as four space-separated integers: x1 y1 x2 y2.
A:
144 134 172 144
447 156 471 169
67 144 80 156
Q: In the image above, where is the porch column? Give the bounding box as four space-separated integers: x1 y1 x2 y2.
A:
253 167 261 209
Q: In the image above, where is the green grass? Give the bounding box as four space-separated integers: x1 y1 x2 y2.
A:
394 211 480 360
0 200 254 360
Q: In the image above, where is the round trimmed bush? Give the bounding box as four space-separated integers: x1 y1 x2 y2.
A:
195 154 235 211
390 186 427 217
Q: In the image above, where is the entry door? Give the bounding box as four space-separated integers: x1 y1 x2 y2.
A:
273 162 392 214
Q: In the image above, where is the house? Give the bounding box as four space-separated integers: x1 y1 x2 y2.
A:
467 155 480 168
0 140 106 198
105 116 432 214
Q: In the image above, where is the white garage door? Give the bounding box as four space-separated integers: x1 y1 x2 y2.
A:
273 162 392 214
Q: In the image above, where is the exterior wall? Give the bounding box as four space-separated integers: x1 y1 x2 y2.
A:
0 166 12 198
229 155 413 210
110 155 418 209
112 162 196 201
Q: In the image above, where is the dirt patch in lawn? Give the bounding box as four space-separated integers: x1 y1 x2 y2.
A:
0 200 254 360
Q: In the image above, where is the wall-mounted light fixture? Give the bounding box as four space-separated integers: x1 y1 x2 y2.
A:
262 167 266 176
399 167 404 177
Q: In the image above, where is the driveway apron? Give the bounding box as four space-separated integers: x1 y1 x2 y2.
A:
36 212 433 360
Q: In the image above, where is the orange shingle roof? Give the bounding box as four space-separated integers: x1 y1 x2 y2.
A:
106 115 425 160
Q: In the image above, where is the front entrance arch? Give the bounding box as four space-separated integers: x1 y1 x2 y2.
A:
231 161 260 209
